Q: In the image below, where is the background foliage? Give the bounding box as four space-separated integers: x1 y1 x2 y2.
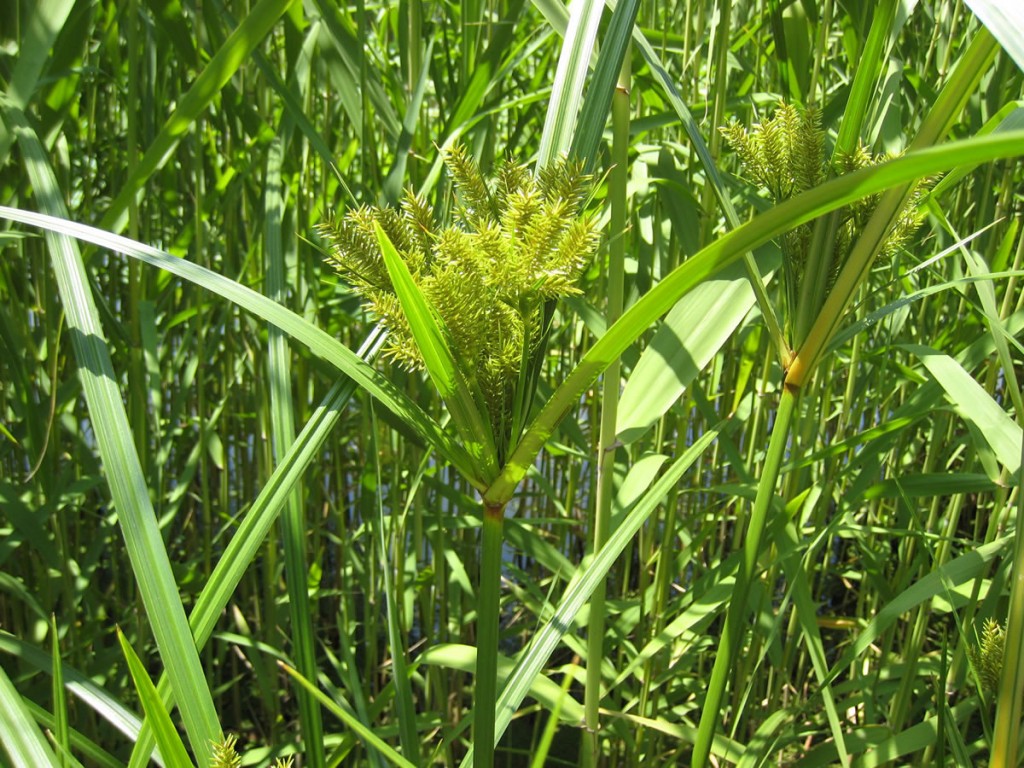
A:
1 0 1023 766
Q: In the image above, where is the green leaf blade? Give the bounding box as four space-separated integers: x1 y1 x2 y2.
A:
117 632 196 768
374 222 499 486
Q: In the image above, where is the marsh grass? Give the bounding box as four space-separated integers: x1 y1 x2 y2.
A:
1 1 1024 767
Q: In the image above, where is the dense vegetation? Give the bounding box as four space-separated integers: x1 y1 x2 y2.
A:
1 1 1023 766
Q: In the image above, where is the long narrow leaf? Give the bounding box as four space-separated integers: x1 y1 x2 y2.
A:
50 616 70 768
777 523 851 766
0 662 60 768
374 222 498 485
190 339 383 646
569 0 640 170
117 632 196 768
2 103 222 766
616 257 775 444
910 345 1022 474
0 631 162 765
965 0 1024 73
485 129 1024 504
0 206 478 483
537 0 604 166
279 664 417 768
417 643 585 722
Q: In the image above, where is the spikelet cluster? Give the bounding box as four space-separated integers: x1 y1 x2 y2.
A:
831 145 927 265
720 104 824 201
967 618 1005 698
318 147 599 432
211 734 293 768
721 104 927 335
211 735 242 768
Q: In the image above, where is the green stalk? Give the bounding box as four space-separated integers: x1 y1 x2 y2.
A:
531 672 575 768
581 48 631 767
404 0 422 99
475 501 505 768
692 385 798 767
125 0 146 471
700 0 731 245
265 136 326 768
992 438 1024 765
462 0 482 82
371 407 420 763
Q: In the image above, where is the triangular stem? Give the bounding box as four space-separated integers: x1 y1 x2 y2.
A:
474 500 506 768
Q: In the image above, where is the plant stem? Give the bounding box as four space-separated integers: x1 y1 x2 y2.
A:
475 501 505 768
992 437 1024 765
581 48 631 767
691 384 799 767
266 136 327 768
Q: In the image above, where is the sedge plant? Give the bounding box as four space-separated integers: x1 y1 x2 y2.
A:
691 21 1004 766
318 145 600 767
692 76 962 760
693 96 940 764
5 3 1024 766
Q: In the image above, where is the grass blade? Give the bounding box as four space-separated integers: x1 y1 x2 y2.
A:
486 129 1024 504
0 662 60 768
616 256 776 444
117 631 196 768
630 25 788 360
537 0 604 167
50 616 69 768
279 663 417 768
910 344 1022 474
374 222 498 485
569 0 640 171
3 104 222 766
965 0 1024 72
417 643 584 722
0 630 162 764
3 0 75 107
0 206 478 483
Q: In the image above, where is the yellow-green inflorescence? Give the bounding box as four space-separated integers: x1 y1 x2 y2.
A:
210 733 293 768
967 618 1005 699
318 147 600 449
720 104 927 345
